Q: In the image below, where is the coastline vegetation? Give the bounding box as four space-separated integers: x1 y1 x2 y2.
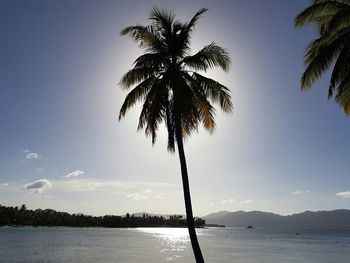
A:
0 204 205 228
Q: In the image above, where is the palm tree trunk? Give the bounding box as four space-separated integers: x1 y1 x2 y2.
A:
175 127 205 263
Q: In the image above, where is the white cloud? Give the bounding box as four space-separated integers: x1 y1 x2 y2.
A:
23 179 52 194
63 170 85 178
240 199 252 204
336 191 350 198
126 192 147 201
55 179 102 191
35 167 44 173
25 152 40 159
293 190 310 195
126 188 166 200
1 183 8 186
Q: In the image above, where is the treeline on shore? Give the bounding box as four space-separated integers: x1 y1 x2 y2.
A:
0 204 205 228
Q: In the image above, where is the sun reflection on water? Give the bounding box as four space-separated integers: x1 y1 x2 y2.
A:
136 228 192 261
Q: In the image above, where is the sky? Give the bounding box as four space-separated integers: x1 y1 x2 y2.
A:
1 0 350 217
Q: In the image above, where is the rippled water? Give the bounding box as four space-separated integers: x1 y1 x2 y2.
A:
1 226 350 262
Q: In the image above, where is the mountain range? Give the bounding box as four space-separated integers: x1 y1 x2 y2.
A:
203 210 350 230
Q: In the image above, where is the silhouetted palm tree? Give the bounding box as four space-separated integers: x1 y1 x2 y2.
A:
119 8 232 262
295 0 350 114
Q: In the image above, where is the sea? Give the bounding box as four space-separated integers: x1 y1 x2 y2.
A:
0 226 349 262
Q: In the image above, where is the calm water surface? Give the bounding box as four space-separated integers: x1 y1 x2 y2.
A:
0 226 349 262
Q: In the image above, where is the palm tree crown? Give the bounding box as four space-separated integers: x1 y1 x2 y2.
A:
119 7 233 149
295 0 350 114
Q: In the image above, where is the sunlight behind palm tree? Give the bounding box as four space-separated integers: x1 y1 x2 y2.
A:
119 7 232 262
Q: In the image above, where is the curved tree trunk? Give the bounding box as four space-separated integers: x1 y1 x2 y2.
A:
175 127 205 263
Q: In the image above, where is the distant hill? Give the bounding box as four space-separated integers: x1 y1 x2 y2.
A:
203 210 350 230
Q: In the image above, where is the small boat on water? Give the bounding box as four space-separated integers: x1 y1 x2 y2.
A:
247 225 253 229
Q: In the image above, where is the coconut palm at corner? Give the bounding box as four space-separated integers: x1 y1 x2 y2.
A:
295 0 350 114
118 8 232 262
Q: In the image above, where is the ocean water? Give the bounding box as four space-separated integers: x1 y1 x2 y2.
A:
0 227 349 262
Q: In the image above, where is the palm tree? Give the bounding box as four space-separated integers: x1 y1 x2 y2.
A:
295 0 350 114
119 7 232 262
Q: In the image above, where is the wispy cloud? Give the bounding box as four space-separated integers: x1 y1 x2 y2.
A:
52 179 174 194
105 181 173 190
293 190 310 195
63 170 85 178
1 183 8 186
23 179 52 194
222 198 235 204
126 192 147 201
125 187 168 201
55 179 102 191
336 191 350 198
25 152 41 159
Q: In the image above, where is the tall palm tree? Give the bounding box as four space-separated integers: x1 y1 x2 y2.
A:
295 0 350 114
119 7 232 262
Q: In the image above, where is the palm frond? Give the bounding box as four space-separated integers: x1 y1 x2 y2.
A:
187 8 208 31
119 67 157 89
137 81 167 144
149 7 174 41
295 1 348 28
329 49 350 97
313 0 350 5
296 0 350 114
335 75 350 113
133 53 168 69
301 28 349 89
175 8 208 57
189 73 233 113
327 8 350 32
121 25 154 46
121 25 165 52
182 43 230 72
119 76 157 120
194 93 216 132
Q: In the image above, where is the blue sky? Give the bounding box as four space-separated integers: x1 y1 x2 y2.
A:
0 0 349 216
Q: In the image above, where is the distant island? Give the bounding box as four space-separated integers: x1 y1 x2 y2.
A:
0 204 205 228
204 210 350 231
